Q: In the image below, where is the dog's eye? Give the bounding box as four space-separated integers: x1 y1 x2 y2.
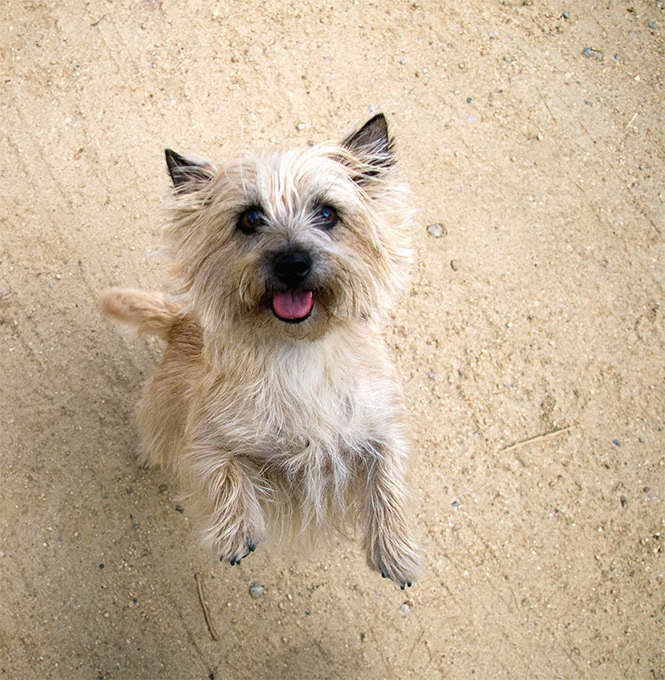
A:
237 208 265 235
313 204 338 230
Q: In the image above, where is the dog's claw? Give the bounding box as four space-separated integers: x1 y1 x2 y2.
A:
223 539 257 567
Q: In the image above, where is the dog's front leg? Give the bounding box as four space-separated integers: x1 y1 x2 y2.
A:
362 439 423 589
187 446 266 566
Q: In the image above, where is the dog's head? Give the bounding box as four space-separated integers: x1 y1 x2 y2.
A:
163 115 413 342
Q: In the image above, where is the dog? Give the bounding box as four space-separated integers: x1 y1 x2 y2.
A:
100 114 422 588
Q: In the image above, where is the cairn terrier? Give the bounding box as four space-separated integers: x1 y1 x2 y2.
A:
100 114 422 588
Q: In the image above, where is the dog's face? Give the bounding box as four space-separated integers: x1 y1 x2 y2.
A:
164 115 412 341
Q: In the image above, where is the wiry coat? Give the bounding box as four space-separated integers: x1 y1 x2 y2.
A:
100 115 422 587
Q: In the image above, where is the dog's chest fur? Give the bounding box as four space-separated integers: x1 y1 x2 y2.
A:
203 330 384 465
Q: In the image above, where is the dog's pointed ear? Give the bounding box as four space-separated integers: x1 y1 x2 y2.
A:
341 114 395 178
164 149 215 191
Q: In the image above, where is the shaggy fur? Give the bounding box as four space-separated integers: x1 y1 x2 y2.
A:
100 114 423 588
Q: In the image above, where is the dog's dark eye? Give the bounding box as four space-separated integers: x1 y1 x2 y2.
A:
238 208 265 235
313 204 338 230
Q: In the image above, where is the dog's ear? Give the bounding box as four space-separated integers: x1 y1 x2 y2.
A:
164 149 215 191
341 114 395 180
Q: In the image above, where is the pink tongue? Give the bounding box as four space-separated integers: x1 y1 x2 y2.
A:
272 290 314 320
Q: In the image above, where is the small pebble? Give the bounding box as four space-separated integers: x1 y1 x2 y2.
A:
249 583 265 599
620 496 628 508
466 97 474 103
561 11 571 20
612 439 621 446
174 504 184 513
451 499 460 508
399 603 411 616
426 223 446 238
450 259 459 271
295 122 307 131
359 632 367 642
648 20 659 30
98 563 105 569
582 47 604 61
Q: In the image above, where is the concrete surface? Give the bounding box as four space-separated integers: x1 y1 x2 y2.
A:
1 1 663 678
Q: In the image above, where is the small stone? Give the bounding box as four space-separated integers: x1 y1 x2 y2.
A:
648 21 659 30
561 11 571 20
582 47 604 61
98 563 105 569
398 57 407 65
612 439 621 447
295 122 307 131
426 223 446 238
450 259 459 271
359 632 366 642
158 483 168 493
451 500 460 508
174 504 184 513
620 496 628 508
466 97 474 103
249 583 265 599
304 609 311 616
536 133 544 141
399 603 411 616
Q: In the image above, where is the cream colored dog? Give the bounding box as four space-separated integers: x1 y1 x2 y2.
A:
101 114 422 588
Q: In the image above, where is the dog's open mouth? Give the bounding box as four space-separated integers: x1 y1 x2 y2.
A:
271 290 314 323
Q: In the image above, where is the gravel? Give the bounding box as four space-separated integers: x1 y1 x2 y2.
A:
426 223 447 238
249 583 266 599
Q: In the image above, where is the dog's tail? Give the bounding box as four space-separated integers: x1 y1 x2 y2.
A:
99 288 181 341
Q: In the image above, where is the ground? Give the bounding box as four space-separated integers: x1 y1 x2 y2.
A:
1 1 663 678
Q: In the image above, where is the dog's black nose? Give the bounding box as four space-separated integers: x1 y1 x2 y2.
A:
273 250 312 287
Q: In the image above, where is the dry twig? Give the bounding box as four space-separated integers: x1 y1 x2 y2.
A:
194 573 219 641
500 426 573 453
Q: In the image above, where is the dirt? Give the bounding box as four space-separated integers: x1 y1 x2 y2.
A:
1 1 663 678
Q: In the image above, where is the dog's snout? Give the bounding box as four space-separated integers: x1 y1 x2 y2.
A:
273 250 312 288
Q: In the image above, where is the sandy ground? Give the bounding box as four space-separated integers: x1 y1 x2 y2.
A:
1 1 664 678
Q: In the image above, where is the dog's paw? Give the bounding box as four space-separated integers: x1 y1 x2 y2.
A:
221 538 258 567
380 570 414 590
367 536 423 589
